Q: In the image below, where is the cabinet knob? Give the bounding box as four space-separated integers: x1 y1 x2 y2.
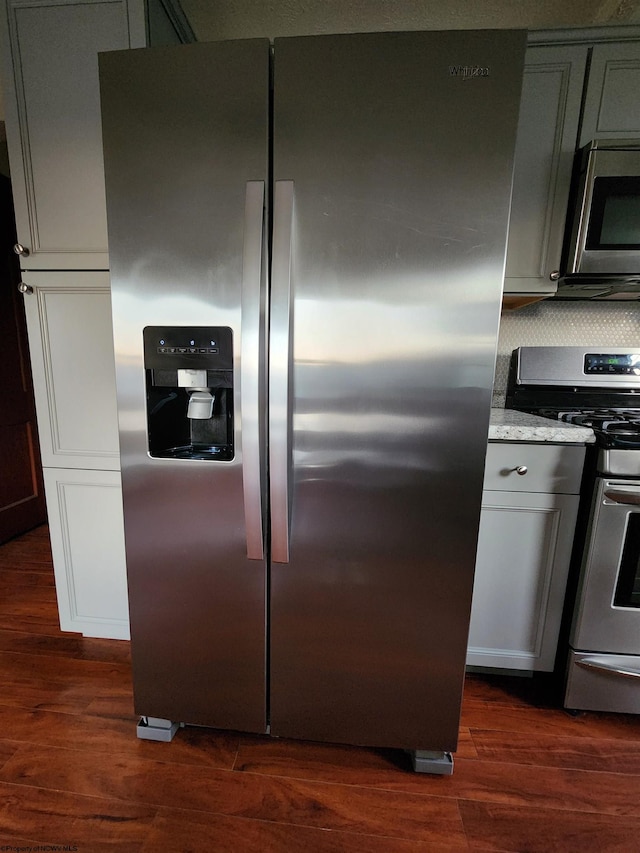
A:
549 270 560 281
13 243 30 257
17 281 33 295
514 465 528 476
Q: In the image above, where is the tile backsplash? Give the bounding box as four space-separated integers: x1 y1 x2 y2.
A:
493 301 640 405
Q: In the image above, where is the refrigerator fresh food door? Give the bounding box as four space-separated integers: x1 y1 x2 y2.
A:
100 40 270 733
269 30 525 751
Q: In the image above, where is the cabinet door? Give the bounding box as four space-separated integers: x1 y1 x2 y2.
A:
504 45 587 296
44 468 129 639
467 489 580 671
0 0 146 270
580 42 640 148
20 271 120 470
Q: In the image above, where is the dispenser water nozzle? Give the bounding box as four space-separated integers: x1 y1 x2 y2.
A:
187 389 215 419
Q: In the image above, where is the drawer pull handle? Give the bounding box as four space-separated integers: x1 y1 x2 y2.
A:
604 488 640 506
577 656 640 679
514 465 528 476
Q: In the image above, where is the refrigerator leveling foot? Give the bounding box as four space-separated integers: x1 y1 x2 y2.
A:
410 750 454 775
137 716 180 742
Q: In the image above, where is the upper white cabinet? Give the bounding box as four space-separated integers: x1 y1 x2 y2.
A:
0 0 191 271
0 0 147 270
579 41 640 147
504 32 640 304
503 45 587 301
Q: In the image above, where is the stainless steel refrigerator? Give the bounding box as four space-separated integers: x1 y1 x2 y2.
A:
99 30 525 773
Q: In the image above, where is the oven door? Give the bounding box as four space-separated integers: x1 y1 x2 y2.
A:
571 477 640 655
566 477 640 713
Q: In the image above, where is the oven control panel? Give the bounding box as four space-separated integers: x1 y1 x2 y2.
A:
510 346 640 388
584 353 640 376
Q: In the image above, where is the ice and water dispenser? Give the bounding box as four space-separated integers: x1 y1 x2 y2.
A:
143 327 234 460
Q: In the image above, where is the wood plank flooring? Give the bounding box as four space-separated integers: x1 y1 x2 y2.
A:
0 525 639 851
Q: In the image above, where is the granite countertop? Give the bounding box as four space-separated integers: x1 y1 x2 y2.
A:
488 408 596 444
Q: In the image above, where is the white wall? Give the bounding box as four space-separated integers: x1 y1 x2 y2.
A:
494 302 640 400
180 0 640 41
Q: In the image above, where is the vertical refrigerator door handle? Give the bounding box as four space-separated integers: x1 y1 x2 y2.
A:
241 181 265 560
270 180 294 564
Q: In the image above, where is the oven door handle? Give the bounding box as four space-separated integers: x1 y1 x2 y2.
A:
603 488 640 506
576 656 640 680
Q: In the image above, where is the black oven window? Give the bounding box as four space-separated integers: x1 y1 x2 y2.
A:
586 176 640 250
614 513 640 609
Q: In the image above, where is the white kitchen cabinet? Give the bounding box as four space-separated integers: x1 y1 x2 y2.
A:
0 0 192 639
503 45 587 304
467 442 585 671
579 41 640 148
44 467 129 639
21 271 120 470
0 0 191 271
0 0 147 269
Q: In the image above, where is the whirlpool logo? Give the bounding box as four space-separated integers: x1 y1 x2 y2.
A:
449 64 490 80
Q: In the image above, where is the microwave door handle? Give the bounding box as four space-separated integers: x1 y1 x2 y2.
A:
269 180 294 564
241 180 265 561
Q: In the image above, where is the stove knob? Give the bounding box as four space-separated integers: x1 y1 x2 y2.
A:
514 465 528 476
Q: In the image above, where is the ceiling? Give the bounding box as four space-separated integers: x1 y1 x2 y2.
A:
179 0 640 42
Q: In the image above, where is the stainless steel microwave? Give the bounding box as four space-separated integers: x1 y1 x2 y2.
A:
557 139 640 299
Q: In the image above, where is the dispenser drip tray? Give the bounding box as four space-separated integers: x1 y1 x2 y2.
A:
160 444 232 461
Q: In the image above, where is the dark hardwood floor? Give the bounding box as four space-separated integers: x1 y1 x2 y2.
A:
0 525 639 851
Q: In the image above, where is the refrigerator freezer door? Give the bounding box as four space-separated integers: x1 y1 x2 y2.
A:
100 40 270 733
269 30 526 750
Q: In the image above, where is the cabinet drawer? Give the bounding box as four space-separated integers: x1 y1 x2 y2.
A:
484 443 585 494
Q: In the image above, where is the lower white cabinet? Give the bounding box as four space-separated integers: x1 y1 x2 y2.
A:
40 439 586 652
467 442 585 671
21 272 129 640
44 468 129 640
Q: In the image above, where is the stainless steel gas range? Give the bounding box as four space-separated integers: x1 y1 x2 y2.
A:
507 346 640 715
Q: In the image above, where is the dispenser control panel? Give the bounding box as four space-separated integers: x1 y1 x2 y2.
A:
143 326 233 370
158 345 219 354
